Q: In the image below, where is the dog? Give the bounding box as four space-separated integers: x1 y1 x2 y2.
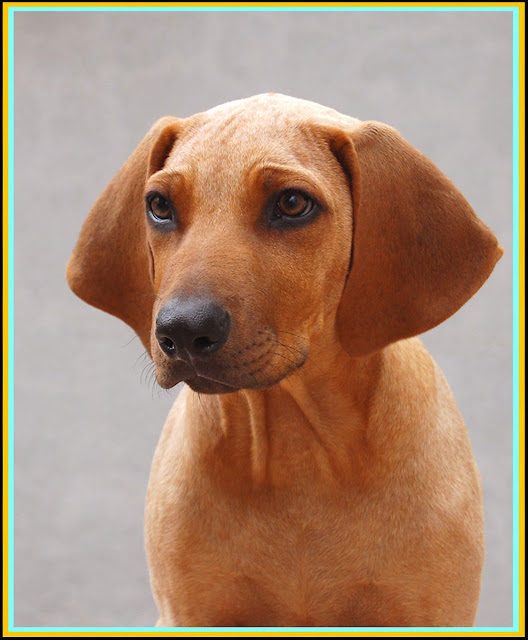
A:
67 93 503 627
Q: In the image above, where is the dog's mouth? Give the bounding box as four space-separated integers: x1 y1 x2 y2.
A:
153 330 309 394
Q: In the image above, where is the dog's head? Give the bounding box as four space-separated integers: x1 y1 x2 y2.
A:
67 94 502 393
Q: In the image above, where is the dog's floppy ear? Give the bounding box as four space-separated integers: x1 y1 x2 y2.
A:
333 122 503 356
66 117 181 354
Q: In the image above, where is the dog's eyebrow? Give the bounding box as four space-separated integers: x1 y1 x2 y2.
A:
252 162 325 190
163 168 189 179
146 169 187 193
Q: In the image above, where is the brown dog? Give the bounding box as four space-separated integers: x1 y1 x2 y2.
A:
67 94 502 627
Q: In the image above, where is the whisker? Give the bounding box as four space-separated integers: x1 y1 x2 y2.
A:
275 329 326 352
134 349 151 369
123 333 141 348
272 338 324 375
264 357 298 392
141 360 156 387
268 349 300 371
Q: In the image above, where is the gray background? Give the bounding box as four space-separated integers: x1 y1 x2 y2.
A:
13 10 514 629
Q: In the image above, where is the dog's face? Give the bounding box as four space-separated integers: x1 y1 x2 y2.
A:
67 94 502 393
146 100 353 392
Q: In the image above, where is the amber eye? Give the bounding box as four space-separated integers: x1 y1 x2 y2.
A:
275 190 313 217
147 193 172 221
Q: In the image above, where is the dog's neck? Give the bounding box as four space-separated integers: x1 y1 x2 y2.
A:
187 344 383 489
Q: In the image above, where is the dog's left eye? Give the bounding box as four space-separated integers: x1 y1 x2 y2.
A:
146 193 173 222
275 190 313 218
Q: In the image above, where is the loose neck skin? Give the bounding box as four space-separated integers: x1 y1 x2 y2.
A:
186 335 384 490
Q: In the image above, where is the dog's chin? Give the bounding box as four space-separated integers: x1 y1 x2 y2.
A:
156 370 278 395
183 376 242 394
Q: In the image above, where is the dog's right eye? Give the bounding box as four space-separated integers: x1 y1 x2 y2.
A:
145 192 175 226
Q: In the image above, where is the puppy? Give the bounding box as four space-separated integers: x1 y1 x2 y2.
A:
67 94 502 627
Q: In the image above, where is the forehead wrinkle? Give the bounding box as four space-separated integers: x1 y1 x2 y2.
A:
256 162 323 184
178 108 305 166
168 113 331 218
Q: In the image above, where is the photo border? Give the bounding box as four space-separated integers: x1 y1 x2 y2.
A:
3 2 524 636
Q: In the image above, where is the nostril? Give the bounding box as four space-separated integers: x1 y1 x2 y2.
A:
193 336 218 352
159 336 176 353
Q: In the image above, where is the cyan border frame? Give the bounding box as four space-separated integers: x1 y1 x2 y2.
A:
6 3 522 635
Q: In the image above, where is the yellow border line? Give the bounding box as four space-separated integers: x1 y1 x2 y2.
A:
3 1 10 639
1 1 526 9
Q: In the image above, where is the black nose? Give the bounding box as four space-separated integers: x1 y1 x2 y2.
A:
155 297 230 359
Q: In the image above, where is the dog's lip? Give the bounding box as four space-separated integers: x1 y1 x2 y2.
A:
185 373 242 394
194 374 237 387
165 357 236 386
186 351 308 393
157 356 242 392
157 341 309 392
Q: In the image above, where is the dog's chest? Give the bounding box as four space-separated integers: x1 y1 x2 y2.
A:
145 448 428 627
144 388 482 627
148 480 374 625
